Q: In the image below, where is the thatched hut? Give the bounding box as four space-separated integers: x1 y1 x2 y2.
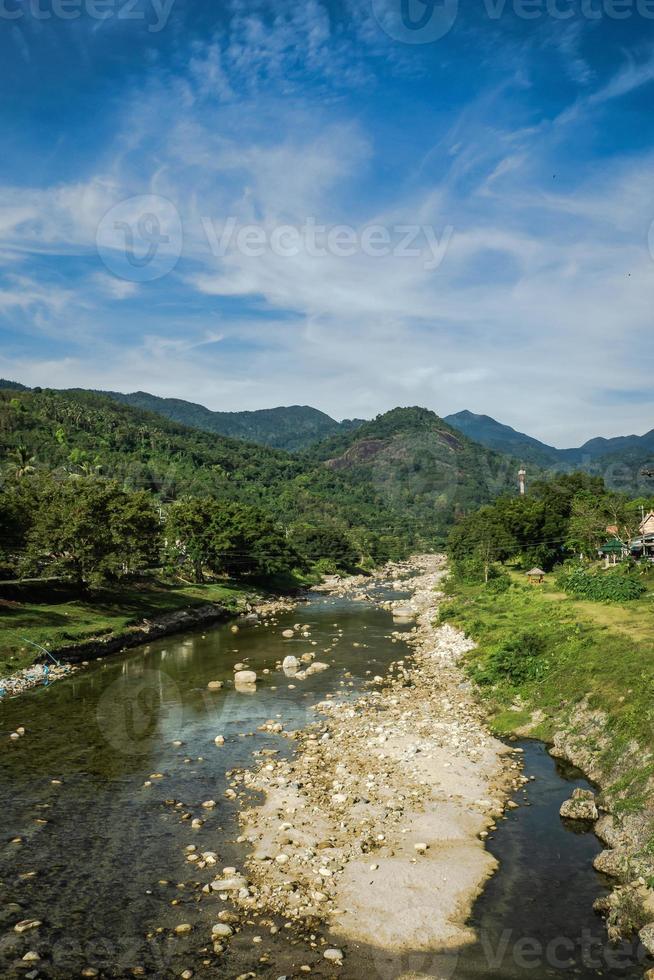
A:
526 567 545 585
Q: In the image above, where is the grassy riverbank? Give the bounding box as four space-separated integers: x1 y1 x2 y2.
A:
0 576 286 677
439 572 654 807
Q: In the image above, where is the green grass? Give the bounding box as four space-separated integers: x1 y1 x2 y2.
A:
440 574 654 765
0 578 253 676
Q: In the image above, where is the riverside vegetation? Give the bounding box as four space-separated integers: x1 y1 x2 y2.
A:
0 387 517 677
443 474 654 952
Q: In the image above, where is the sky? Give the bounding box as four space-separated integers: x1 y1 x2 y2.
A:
1 0 654 446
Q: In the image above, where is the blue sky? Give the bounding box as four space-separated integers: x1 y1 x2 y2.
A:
1 0 654 445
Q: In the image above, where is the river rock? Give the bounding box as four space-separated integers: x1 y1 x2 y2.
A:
214 735 225 745
211 923 234 938
324 948 344 963
392 605 416 621
640 923 654 956
211 875 248 892
14 920 41 933
207 681 223 691
305 662 329 676
282 630 295 639
560 788 598 822
174 923 192 935
234 670 257 686
282 655 299 672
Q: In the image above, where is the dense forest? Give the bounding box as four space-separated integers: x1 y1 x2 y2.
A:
0 388 519 587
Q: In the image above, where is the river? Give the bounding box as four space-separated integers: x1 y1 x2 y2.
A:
0 584 648 979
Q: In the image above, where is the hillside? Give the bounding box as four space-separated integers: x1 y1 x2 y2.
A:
444 410 560 467
0 387 403 556
305 406 521 541
88 389 364 451
446 409 654 490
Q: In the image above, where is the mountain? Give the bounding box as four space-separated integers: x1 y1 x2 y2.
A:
305 406 521 542
444 410 560 467
0 379 29 391
89 389 364 452
445 410 654 492
0 388 444 557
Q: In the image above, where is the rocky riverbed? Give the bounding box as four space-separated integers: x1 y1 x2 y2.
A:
222 555 523 970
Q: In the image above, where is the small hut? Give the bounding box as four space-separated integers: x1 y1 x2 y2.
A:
526 567 545 585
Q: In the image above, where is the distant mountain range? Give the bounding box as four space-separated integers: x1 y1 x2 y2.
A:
443 410 654 481
87 389 365 452
1 379 652 489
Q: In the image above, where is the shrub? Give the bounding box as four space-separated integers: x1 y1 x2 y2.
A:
471 629 551 686
556 565 646 602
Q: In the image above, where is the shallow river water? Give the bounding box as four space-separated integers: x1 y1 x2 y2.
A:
0 586 648 979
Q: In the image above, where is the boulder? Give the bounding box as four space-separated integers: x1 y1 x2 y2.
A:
560 788 598 822
639 923 654 957
211 875 248 892
207 680 223 691
282 629 295 639
234 670 257 686
282 655 299 672
305 662 329 676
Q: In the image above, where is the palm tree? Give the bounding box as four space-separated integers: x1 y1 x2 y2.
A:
10 445 36 478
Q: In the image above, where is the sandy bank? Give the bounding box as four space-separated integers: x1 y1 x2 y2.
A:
233 555 523 971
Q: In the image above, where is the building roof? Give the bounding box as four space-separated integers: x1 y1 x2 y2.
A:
600 540 624 554
526 567 545 576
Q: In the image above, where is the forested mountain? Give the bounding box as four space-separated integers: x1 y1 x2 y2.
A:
444 410 561 467
445 410 654 491
88 389 364 451
0 391 521 564
305 406 520 542
0 388 405 553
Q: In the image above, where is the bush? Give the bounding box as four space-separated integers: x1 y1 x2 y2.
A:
556 565 646 602
450 558 508 587
471 629 551 686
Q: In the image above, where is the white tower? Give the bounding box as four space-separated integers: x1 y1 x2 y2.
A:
518 466 527 496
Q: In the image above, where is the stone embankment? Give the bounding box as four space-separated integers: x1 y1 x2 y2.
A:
1 595 299 700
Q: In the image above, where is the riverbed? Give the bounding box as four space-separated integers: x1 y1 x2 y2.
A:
0 573 648 979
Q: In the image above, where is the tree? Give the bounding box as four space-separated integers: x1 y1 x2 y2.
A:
9 445 36 478
21 477 160 587
166 498 299 582
290 525 359 571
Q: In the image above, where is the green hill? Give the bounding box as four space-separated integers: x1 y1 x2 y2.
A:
0 388 411 560
444 410 560 467
445 409 654 491
90 389 364 451
306 406 521 542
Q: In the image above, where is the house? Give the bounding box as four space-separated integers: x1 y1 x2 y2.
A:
639 512 654 537
628 512 654 561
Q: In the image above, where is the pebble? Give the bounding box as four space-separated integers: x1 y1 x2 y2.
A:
324 948 344 963
14 920 42 933
174 923 192 935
